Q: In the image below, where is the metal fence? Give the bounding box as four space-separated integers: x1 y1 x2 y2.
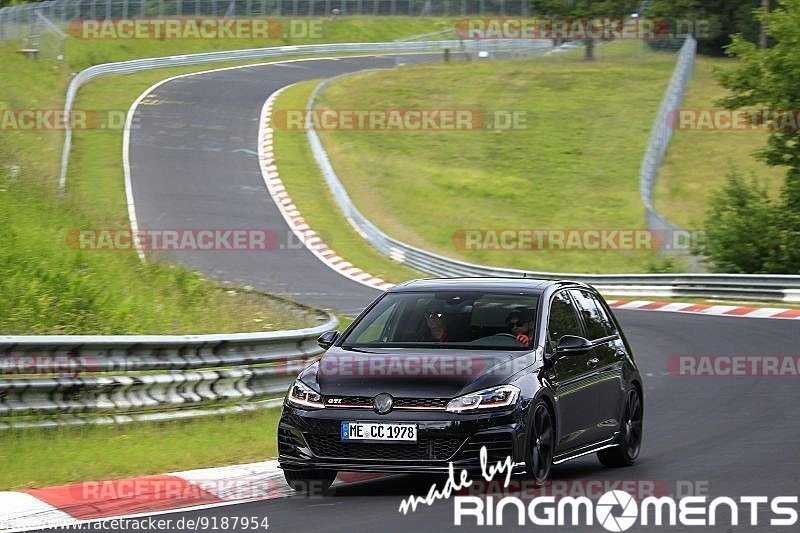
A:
641 35 696 242
0 0 530 40
0 314 337 429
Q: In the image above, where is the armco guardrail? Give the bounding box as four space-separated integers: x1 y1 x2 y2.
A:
58 38 551 189
0 314 337 429
305 63 800 304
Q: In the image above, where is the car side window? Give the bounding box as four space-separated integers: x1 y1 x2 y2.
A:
547 291 583 350
569 289 616 340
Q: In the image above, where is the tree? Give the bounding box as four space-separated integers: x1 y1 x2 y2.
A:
532 0 640 60
700 173 781 273
644 0 763 56
699 0 800 273
716 0 800 208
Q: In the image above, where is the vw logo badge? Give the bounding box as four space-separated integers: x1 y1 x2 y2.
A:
373 393 393 414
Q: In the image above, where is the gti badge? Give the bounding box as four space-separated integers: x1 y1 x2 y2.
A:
373 393 393 414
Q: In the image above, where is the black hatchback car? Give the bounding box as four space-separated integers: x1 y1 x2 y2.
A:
278 278 643 492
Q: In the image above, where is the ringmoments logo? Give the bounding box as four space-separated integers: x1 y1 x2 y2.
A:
397 450 800 529
452 490 800 528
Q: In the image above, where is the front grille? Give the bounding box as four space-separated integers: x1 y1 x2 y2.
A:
458 433 515 463
305 434 464 461
323 396 448 409
394 397 448 408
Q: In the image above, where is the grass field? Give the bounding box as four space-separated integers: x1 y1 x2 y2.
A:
1 18 452 333
654 56 786 230
300 41 679 274
0 408 282 490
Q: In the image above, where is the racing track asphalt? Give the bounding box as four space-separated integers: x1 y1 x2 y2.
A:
42 54 800 532
126 54 444 316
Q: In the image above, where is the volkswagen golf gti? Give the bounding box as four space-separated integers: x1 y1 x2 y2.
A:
278 278 643 492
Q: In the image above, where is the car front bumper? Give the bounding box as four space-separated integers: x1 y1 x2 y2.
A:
278 403 528 474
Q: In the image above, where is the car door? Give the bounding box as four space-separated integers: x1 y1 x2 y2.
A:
546 290 599 451
568 289 627 442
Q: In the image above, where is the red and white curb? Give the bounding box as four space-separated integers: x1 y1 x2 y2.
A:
607 299 800 320
257 87 395 292
0 461 389 532
0 461 287 531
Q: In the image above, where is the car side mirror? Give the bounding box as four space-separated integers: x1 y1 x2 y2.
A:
555 335 593 355
317 330 339 350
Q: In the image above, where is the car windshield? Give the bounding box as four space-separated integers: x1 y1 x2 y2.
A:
341 291 539 350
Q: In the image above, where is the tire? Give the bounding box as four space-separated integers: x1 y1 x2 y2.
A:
525 400 555 484
283 469 337 495
598 387 643 467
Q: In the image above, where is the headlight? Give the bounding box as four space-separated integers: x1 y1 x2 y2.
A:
446 384 520 413
286 379 324 409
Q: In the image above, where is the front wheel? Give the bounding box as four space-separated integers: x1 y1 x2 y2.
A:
283 468 337 495
598 387 643 467
525 400 554 484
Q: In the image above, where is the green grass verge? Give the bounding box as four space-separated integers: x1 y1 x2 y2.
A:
655 56 786 230
280 41 681 275
0 408 281 490
1 17 453 333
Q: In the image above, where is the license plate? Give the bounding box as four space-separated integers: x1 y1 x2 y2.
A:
341 422 417 442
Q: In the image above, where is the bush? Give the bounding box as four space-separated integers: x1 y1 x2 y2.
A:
699 171 800 274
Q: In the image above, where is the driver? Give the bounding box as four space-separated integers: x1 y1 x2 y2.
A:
418 300 449 343
505 308 533 345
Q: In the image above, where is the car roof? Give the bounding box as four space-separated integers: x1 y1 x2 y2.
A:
388 277 589 294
